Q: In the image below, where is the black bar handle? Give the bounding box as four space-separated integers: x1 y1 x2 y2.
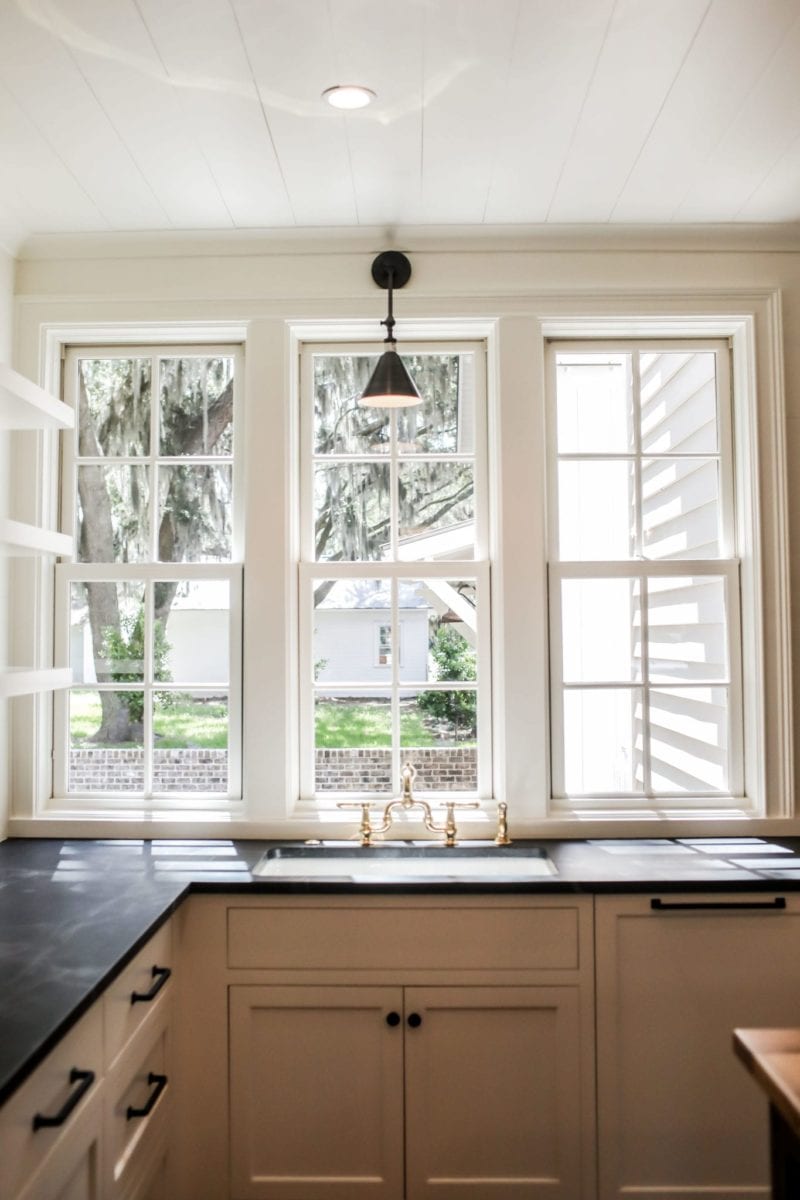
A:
131 965 171 1005
32 1068 95 1131
126 1072 168 1120
651 897 787 912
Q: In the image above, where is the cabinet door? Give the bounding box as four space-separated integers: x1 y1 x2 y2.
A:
596 893 800 1200
15 1091 103 1200
404 986 584 1199
229 985 405 1200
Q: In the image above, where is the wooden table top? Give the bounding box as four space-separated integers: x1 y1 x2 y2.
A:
734 1029 800 1139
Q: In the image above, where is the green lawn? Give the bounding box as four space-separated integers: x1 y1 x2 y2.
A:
70 694 475 750
70 692 228 749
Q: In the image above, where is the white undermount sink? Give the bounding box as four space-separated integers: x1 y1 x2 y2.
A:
252 843 557 882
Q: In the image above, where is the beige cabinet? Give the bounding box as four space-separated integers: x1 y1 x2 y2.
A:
595 892 800 1200
0 919 175 1200
230 982 583 1200
215 896 596 1200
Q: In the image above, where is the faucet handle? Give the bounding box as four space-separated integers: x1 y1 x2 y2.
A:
336 801 376 847
440 800 480 847
495 800 512 845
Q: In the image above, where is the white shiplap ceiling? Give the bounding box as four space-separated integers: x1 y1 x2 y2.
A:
1 0 800 249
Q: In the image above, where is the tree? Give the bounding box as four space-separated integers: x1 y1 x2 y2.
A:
78 356 233 742
417 625 478 738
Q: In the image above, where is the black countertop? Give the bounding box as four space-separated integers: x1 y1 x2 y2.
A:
4 833 800 1107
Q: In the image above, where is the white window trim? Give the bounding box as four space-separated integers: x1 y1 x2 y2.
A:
295 336 492 812
374 622 399 669
7 296 792 838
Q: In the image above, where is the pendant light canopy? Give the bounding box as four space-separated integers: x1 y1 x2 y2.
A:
358 251 421 408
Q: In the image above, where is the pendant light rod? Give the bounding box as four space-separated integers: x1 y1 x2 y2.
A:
359 252 421 409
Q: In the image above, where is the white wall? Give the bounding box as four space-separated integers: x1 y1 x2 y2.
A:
0 247 14 839
9 226 800 834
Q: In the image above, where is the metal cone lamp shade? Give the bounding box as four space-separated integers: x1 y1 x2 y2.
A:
358 251 422 408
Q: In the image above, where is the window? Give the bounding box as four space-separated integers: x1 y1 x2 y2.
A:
53 347 243 805
298 344 490 802
547 340 742 810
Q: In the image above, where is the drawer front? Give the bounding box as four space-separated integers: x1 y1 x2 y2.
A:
227 903 581 971
106 1009 171 1198
0 1003 103 1200
104 922 173 1071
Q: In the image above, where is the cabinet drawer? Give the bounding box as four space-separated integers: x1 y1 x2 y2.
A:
227 902 581 971
104 922 173 1071
106 1007 171 1198
0 1003 103 1200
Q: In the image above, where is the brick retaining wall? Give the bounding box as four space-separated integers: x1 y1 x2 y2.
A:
68 746 477 793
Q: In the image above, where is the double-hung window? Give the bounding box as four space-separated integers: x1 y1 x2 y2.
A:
54 346 243 805
547 340 742 812
298 343 491 803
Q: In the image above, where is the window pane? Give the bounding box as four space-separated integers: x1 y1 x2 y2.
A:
313 578 391 684
313 354 387 455
563 688 641 794
400 691 478 792
400 578 478 685
68 688 145 793
78 357 151 457
314 463 391 561
153 692 228 793
649 686 728 792
155 580 230 684
77 465 150 563
640 352 718 454
314 692 392 793
157 464 233 562
648 576 728 683
159 357 234 457
642 458 721 559
557 460 635 560
397 353 473 454
561 578 642 683
70 581 146 682
398 462 474 556
556 354 633 453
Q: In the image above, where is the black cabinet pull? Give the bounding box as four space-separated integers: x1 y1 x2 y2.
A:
651 897 787 912
32 1068 95 1131
407 1012 423 1028
130 965 171 1004
126 1072 168 1120
385 1011 401 1027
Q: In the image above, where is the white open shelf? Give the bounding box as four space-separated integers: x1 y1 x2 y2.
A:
0 518 73 558
0 362 74 430
0 667 73 699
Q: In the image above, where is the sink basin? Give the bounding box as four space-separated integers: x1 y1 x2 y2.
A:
252 844 557 882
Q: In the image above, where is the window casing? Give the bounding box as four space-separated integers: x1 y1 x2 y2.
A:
297 342 491 804
546 340 743 811
53 345 243 807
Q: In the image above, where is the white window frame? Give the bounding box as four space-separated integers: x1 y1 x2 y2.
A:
531 306 792 823
547 339 744 809
52 343 244 810
296 339 492 809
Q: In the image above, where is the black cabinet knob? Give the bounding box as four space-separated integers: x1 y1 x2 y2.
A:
407 1012 423 1028
385 1011 401 1027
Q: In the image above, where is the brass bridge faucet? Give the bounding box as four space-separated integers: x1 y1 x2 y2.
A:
338 762 479 847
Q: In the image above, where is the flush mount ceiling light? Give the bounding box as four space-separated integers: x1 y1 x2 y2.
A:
359 251 422 409
322 84 376 110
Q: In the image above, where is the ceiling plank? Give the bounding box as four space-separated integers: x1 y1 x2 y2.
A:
134 0 294 227
612 0 799 222
675 11 800 221
483 0 616 224
546 0 711 223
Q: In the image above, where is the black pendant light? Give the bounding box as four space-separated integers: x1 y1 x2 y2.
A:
358 251 422 408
